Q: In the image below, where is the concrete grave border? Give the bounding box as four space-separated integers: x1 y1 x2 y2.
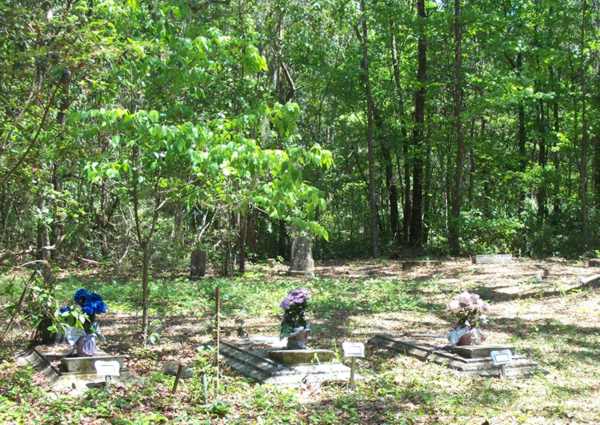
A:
368 334 540 378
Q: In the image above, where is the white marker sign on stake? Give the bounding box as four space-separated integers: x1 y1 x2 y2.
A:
95 360 121 378
342 342 365 358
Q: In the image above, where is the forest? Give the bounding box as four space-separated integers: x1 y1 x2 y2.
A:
1 0 600 424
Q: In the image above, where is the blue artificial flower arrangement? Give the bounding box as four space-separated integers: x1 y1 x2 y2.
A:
55 288 108 336
74 288 108 316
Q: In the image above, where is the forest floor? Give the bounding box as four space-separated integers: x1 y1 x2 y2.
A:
1 258 599 424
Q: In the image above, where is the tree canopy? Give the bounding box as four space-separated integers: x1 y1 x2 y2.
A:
1 0 599 274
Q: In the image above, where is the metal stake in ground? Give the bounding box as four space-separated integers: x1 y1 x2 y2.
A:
215 286 221 396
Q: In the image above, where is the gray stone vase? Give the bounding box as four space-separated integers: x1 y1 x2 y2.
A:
286 327 309 349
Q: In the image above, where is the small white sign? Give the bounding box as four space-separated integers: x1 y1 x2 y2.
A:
342 342 365 358
95 360 120 377
491 349 512 366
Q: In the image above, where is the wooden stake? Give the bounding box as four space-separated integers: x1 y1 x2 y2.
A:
172 363 183 394
215 286 221 396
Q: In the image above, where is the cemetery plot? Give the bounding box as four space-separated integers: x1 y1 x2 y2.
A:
217 336 360 386
16 344 130 394
368 334 540 378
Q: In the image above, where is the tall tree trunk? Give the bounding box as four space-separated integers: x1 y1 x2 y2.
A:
594 132 600 206
517 52 527 213
238 212 247 273
359 0 380 257
409 0 427 249
552 74 562 217
594 46 600 207
375 108 400 241
579 0 589 234
536 99 547 221
390 22 409 244
448 0 464 255
423 143 433 245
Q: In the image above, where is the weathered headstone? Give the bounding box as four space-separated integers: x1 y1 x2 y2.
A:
288 236 315 277
587 259 600 267
472 254 513 265
190 249 207 280
163 361 194 379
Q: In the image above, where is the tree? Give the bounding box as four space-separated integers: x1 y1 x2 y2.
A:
448 0 465 255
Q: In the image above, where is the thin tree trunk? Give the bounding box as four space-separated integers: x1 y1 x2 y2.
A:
536 99 547 221
594 132 600 206
238 212 247 273
423 143 433 245
141 243 150 345
375 108 400 241
409 0 427 249
448 0 464 255
552 73 562 217
389 21 409 244
359 0 380 257
579 0 589 233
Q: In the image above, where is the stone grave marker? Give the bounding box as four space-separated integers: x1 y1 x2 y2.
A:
472 254 513 265
190 249 208 280
163 361 194 379
288 235 315 278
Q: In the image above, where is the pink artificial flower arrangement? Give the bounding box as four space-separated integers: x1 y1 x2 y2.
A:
447 291 489 329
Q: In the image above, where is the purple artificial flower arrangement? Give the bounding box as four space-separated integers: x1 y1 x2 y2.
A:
280 288 310 339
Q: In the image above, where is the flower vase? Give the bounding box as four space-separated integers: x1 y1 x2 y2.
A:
286 327 309 349
448 326 486 346
457 327 485 345
76 334 97 356
64 326 86 346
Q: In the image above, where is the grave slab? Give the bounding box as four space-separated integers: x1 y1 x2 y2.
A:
368 334 540 378
61 354 125 374
579 274 600 286
16 345 131 394
448 345 514 359
217 337 360 386
473 254 513 265
268 349 336 365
